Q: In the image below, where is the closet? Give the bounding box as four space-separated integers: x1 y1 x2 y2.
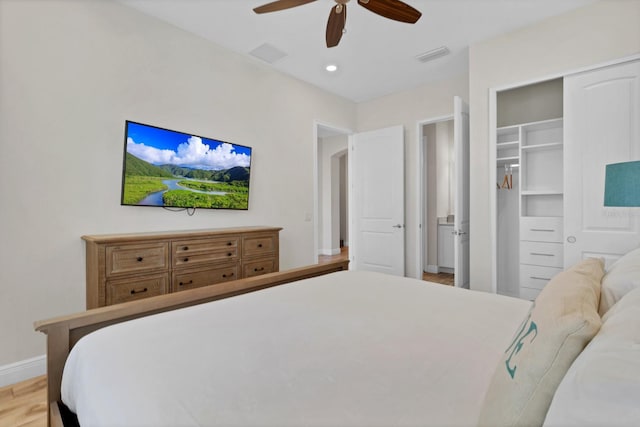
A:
494 58 640 300
496 80 564 299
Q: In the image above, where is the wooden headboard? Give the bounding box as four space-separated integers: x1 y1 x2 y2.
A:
34 259 349 427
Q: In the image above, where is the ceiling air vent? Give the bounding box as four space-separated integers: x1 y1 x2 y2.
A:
249 43 288 64
415 46 450 63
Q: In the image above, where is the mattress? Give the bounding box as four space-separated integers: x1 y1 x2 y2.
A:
61 270 531 427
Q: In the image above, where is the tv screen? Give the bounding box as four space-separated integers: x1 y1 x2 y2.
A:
121 121 252 210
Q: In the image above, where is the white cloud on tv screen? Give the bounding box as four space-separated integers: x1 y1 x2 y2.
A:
127 136 250 170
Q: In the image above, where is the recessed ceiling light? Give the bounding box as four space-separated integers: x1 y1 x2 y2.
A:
325 64 338 72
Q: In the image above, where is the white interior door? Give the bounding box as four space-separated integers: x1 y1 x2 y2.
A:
350 125 405 276
453 97 470 288
564 59 640 267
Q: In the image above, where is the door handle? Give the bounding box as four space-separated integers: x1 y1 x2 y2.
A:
452 230 467 235
392 224 404 228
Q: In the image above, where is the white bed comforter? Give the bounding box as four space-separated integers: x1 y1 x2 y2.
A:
62 271 530 427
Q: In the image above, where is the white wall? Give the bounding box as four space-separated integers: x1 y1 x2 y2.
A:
423 119 454 270
318 135 348 255
469 0 640 293
339 155 348 246
424 123 438 269
496 79 563 127
0 0 356 369
356 73 469 277
436 120 454 219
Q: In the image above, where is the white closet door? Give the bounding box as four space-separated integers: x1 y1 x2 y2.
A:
564 60 640 267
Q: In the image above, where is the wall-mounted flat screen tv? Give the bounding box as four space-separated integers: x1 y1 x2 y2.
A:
121 121 252 210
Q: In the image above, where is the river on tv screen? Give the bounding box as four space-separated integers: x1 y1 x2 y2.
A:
122 122 251 210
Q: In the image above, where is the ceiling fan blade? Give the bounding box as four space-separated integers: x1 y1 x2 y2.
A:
326 4 347 48
358 0 421 24
253 0 317 14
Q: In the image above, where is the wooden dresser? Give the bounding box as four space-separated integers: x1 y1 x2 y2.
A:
82 226 282 308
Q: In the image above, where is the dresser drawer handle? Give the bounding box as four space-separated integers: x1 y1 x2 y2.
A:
179 280 193 287
227 252 233 257
130 287 148 295
182 246 189 251
530 228 555 232
227 242 233 246
530 276 552 281
183 257 189 262
254 267 265 272
136 257 144 262
258 243 263 248
530 252 554 257
222 273 235 278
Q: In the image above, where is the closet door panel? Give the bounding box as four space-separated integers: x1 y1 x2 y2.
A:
564 60 640 268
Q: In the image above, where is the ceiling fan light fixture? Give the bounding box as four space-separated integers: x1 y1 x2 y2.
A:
253 0 422 48
415 46 450 63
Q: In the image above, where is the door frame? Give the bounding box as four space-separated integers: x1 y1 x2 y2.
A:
313 121 353 263
488 53 640 294
415 114 454 280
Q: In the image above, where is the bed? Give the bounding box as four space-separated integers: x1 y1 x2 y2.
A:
35 251 640 427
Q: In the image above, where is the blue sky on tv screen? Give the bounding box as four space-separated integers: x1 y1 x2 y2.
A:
126 122 251 171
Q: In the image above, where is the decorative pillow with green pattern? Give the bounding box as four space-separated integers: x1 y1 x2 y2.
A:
478 257 604 427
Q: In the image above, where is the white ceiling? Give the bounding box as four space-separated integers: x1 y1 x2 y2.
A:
119 0 593 102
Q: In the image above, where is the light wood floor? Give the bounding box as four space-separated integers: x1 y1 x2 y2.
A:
0 375 46 427
319 247 455 286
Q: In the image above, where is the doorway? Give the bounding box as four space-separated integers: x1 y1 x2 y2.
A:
416 97 470 288
314 123 406 277
314 123 351 263
419 117 456 282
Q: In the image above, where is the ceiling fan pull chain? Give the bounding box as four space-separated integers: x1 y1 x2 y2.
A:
343 4 347 33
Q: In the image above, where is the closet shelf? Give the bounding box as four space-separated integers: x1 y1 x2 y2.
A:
497 156 519 167
497 141 519 149
521 190 563 196
521 142 563 151
520 117 563 130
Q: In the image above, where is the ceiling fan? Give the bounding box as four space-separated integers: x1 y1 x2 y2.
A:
253 0 422 48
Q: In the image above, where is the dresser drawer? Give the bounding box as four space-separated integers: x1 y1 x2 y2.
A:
106 274 168 305
172 237 239 268
243 234 277 258
520 241 564 267
172 264 239 292
243 258 276 278
519 286 542 302
105 243 168 277
84 227 281 308
520 264 563 290
520 217 563 242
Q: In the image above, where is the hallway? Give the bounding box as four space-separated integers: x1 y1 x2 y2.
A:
319 248 454 286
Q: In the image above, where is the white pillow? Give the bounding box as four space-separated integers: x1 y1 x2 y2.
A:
478 258 603 427
599 247 640 316
543 286 640 427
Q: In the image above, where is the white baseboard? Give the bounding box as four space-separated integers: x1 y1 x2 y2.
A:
319 248 341 256
425 265 439 274
0 355 46 387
